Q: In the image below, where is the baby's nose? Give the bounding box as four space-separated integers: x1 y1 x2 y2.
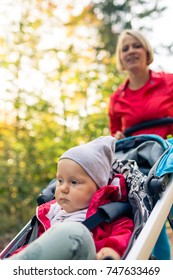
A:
60 182 69 193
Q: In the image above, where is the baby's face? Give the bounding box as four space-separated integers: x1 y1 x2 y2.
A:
55 159 98 213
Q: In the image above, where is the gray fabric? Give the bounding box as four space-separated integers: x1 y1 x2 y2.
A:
112 159 154 259
115 141 164 175
60 136 116 188
9 222 96 260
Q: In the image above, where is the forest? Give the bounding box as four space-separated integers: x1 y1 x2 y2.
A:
0 0 168 249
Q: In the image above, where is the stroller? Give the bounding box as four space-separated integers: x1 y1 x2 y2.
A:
0 133 173 260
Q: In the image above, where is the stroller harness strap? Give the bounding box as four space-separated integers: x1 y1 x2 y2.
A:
82 202 131 230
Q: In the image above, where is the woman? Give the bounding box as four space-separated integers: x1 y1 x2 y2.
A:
108 29 173 260
109 29 173 140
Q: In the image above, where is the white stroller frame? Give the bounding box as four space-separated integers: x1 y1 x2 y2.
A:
126 175 173 259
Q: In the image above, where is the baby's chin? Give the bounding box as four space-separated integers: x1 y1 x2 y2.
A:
58 201 75 212
59 203 86 213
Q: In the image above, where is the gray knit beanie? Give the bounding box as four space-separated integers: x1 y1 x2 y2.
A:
59 136 116 188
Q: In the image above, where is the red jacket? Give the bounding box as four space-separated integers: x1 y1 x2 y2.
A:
8 174 134 258
86 175 134 256
109 70 173 138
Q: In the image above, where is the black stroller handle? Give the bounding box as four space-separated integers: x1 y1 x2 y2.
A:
123 117 173 137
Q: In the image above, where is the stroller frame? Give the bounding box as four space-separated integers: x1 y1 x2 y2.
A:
126 175 173 259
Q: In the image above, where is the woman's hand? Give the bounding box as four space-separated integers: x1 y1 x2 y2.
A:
96 247 121 260
114 131 125 140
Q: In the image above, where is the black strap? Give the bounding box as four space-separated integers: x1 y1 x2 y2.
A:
24 215 40 245
123 117 173 137
82 202 131 230
82 209 108 230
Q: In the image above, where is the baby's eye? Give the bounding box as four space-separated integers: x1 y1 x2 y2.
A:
71 180 78 186
57 178 63 185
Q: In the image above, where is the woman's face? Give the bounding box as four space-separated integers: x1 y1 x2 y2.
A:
120 34 148 73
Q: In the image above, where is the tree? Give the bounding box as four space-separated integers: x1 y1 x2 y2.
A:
91 0 166 55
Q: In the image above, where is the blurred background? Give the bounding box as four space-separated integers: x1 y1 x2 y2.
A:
0 0 173 251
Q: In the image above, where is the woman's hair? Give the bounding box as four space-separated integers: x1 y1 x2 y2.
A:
116 29 154 72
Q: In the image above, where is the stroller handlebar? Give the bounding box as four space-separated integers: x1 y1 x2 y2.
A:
123 117 173 137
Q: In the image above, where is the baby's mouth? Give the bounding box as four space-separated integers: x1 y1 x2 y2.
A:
60 197 69 202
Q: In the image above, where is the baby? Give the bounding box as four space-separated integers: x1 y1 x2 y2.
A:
9 136 134 260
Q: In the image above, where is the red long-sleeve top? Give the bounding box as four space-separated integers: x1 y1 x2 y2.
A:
109 70 173 138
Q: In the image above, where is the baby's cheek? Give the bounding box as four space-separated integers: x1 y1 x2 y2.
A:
55 188 60 200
